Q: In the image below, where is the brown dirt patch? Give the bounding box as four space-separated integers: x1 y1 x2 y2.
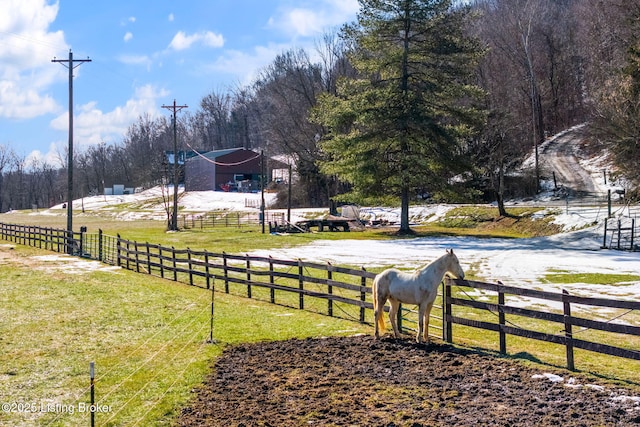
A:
176 335 640 426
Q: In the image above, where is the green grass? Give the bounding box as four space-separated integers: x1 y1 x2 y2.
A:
2 204 639 406
542 269 640 285
428 206 563 237
0 245 369 426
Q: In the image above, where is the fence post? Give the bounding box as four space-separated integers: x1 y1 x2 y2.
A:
444 279 453 343
90 361 95 427
298 259 304 310
146 243 152 274
327 263 333 317
134 241 140 273
617 219 622 250
79 226 84 256
631 219 635 251
498 286 506 354
360 267 366 323
159 246 164 278
602 219 608 249
562 289 575 371
98 229 103 262
269 257 275 304
66 228 72 255
223 252 229 293
204 251 211 289
188 248 193 286
116 234 121 267
172 247 177 281
246 255 252 298
126 240 131 270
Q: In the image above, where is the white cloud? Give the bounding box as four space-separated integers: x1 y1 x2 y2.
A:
0 79 59 119
168 13 175 22
267 0 359 38
121 16 136 26
118 54 151 67
50 84 169 147
168 30 224 51
0 0 68 119
124 31 133 42
206 43 289 85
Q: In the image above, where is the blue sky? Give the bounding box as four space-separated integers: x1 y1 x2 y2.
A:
0 0 359 166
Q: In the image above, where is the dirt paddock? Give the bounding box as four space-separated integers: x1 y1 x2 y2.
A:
177 335 640 426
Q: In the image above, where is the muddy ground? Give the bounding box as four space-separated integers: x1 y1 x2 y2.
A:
177 335 640 426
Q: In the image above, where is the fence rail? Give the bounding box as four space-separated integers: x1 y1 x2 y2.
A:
443 278 640 370
1 221 638 371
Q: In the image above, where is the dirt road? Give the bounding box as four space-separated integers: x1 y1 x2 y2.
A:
540 126 599 196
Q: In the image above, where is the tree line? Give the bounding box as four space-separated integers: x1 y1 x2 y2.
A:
1 0 638 223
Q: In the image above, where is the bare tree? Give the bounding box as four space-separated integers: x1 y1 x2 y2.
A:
252 49 329 207
0 145 16 211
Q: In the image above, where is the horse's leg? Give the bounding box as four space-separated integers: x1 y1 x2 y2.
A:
388 299 401 338
423 301 435 343
374 297 384 339
373 278 387 339
373 280 379 339
416 303 426 343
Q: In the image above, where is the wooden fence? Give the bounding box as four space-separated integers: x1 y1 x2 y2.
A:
0 222 81 254
1 221 639 371
442 278 640 371
112 235 375 324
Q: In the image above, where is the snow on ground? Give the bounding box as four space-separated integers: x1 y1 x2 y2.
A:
249 218 640 320
19 186 640 304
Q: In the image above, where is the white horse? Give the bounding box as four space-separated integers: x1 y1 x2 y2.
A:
372 249 465 343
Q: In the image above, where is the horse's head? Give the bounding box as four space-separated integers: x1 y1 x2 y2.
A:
445 249 465 279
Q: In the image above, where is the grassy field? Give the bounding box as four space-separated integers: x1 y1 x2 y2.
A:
1 204 638 426
0 245 369 426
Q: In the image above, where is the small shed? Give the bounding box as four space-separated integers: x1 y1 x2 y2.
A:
185 148 262 192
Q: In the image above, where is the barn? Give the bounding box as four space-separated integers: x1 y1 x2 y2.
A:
184 148 263 192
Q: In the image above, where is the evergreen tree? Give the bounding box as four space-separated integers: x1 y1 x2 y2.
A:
312 0 485 233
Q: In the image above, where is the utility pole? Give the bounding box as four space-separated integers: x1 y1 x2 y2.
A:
52 50 91 251
161 100 188 231
260 150 265 234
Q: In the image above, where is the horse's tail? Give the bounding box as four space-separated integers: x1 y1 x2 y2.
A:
372 273 386 333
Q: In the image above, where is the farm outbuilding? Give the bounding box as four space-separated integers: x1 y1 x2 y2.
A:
184 148 263 192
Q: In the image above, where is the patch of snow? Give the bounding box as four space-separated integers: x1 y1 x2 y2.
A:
532 373 564 383
31 254 121 274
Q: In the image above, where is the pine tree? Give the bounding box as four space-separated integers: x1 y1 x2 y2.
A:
312 0 485 233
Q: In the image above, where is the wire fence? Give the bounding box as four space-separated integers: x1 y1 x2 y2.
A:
180 211 285 229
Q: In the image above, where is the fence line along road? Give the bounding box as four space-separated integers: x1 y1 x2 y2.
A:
1 221 639 372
